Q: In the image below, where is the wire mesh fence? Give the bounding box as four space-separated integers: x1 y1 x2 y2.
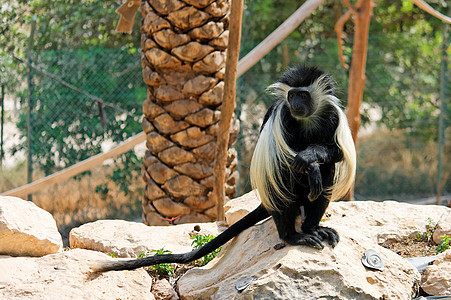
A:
24 48 144 174
0 48 146 236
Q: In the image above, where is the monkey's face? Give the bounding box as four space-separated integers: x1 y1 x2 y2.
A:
287 87 318 119
268 66 336 120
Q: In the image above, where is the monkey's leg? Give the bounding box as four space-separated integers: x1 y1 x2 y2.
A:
272 205 324 249
301 195 339 247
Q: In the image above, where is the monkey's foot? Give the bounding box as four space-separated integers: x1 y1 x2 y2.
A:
283 233 325 249
308 226 339 248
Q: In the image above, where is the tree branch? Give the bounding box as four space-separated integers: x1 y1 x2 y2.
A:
410 0 451 24
335 10 352 69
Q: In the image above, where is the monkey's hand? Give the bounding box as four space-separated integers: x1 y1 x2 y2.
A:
307 163 323 202
292 144 343 173
292 149 316 173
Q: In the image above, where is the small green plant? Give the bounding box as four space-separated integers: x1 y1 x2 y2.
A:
415 218 437 243
436 235 450 254
108 251 118 258
190 234 221 267
137 248 175 276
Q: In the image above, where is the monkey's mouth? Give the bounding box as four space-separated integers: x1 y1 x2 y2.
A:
290 105 312 119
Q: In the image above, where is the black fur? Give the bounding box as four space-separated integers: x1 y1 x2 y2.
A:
97 66 346 272
263 93 342 249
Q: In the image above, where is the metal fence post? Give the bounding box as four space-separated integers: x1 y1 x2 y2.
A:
26 16 37 201
437 11 449 205
0 84 4 169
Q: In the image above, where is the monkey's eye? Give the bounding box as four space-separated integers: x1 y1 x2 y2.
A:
299 91 310 99
288 92 295 100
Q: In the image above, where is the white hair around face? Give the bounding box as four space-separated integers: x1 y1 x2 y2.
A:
251 75 356 211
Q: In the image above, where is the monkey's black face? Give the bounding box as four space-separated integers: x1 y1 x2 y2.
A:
287 87 318 119
267 66 336 120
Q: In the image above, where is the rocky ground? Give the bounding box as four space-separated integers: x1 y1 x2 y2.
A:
0 192 450 299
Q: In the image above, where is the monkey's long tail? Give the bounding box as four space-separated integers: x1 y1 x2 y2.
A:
95 204 270 272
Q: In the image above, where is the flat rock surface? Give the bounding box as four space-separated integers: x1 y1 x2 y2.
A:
0 196 63 257
177 217 420 300
178 192 451 299
70 219 222 257
0 249 154 299
327 200 450 244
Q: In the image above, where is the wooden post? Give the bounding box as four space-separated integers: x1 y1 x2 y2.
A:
213 0 244 222
335 0 373 200
345 0 374 148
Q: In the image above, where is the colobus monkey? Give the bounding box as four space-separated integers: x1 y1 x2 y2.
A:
96 66 356 272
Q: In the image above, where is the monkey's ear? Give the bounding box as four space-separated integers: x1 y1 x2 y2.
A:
318 74 336 95
266 82 291 99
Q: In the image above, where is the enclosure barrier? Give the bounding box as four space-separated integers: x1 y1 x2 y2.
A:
1 132 146 198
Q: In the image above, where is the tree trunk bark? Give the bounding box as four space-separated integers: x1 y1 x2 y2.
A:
345 0 374 149
140 0 238 225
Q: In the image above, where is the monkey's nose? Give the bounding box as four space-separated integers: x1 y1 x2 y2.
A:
290 102 309 117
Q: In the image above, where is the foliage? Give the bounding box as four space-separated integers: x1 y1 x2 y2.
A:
0 0 140 91
1 1 143 194
415 218 437 244
138 249 175 277
95 150 142 196
108 251 118 258
436 235 450 254
190 235 222 266
9 48 145 176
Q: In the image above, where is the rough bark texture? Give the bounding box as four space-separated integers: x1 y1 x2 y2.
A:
140 0 237 225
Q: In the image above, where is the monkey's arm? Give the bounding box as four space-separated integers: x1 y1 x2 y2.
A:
291 143 343 174
94 204 270 272
306 163 323 202
292 144 343 201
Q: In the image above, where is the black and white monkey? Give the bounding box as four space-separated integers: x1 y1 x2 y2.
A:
96 66 356 272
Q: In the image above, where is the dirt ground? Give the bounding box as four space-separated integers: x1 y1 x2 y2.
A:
380 237 437 257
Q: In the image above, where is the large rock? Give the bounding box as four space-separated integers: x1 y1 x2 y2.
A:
70 220 221 258
432 210 451 244
0 196 63 257
224 190 260 226
177 216 420 299
0 249 154 299
421 249 451 296
177 192 451 299
327 200 451 245
152 279 179 300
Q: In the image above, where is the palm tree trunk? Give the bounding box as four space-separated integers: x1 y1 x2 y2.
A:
140 0 238 225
